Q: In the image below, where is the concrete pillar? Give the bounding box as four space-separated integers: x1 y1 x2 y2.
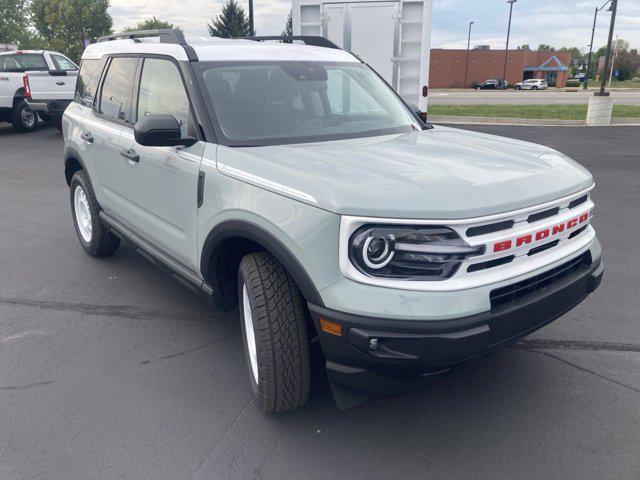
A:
586 95 614 126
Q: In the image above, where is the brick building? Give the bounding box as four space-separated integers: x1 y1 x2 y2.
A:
429 49 571 88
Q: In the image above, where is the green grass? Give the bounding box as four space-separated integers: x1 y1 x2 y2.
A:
428 104 640 120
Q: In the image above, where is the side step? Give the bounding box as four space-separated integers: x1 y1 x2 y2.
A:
99 211 213 297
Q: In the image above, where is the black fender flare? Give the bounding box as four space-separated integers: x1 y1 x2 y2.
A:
64 147 88 185
200 220 324 307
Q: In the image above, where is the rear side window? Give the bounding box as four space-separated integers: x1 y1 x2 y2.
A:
74 59 101 105
98 57 138 123
137 58 191 136
0 53 48 72
51 54 77 71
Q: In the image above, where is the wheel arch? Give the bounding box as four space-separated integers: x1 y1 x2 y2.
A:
201 220 324 310
64 147 87 186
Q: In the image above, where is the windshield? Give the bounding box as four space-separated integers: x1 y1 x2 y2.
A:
198 61 420 146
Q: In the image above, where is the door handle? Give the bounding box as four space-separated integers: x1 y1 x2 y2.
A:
56 81 65 86
81 132 93 144
120 148 140 164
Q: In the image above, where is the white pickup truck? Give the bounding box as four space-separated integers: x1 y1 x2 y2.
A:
0 50 77 131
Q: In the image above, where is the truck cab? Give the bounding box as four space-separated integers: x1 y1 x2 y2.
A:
0 50 77 131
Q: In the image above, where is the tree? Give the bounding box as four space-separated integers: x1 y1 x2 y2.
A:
516 44 530 51
31 0 113 62
122 17 177 32
282 10 292 38
537 44 555 52
0 0 28 45
208 0 250 38
558 46 582 60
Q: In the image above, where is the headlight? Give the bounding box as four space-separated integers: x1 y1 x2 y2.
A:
349 225 483 280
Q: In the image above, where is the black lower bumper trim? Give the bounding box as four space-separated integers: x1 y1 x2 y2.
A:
309 257 603 395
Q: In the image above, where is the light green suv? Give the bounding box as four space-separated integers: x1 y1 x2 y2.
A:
63 30 603 412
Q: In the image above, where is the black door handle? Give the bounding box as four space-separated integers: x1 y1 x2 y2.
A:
120 148 140 163
81 132 93 144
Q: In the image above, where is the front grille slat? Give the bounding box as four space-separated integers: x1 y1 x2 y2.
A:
490 252 591 309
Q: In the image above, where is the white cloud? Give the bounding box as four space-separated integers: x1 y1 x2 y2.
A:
108 0 640 49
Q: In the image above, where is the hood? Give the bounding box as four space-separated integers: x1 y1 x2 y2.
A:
216 125 593 219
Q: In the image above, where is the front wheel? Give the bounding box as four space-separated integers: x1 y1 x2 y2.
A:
238 251 311 413
515 85 521 90
532 86 539 90
11 100 38 132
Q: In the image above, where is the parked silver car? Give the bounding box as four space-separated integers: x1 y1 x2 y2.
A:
515 78 548 90
63 30 602 412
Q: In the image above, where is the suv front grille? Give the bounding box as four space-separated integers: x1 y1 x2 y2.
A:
490 252 591 309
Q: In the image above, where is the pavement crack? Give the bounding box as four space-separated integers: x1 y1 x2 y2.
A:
141 337 230 364
0 381 52 391
512 338 640 353
0 297 210 323
525 349 640 394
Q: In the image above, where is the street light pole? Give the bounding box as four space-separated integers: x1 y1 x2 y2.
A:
248 0 254 36
584 0 612 90
463 21 474 88
502 0 517 88
598 0 617 95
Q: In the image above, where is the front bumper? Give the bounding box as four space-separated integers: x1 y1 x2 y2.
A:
309 254 603 395
26 99 71 115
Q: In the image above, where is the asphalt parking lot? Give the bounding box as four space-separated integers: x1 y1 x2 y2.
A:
1 123 639 480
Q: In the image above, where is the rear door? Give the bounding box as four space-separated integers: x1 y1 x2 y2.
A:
117 56 203 270
26 53 78 101
82 56 138 211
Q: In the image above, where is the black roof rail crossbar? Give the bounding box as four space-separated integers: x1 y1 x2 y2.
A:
97 29 198 61
243 36 341 50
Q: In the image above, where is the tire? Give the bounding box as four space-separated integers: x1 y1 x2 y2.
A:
532 86 539 90
515 86 521 90
11 100 38 132
238 251 311 413
70 170 120 256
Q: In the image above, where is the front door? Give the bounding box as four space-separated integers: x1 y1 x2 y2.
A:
117 57 203 271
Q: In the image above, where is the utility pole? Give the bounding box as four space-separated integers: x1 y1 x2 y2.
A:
584 0 612 90
502 0 517 88
598 0 617 95
608 35 619 87
463 21 474 88
248 0 254 36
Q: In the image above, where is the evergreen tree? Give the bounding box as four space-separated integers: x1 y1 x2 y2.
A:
282 10 292 39
208 0 250 38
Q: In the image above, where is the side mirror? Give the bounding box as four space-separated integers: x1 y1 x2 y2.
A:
134 114 197 148
408 102 426 124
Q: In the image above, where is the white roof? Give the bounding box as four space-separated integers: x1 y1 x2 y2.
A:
82 37 358 63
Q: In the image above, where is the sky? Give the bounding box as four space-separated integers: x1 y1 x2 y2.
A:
108 0 640 52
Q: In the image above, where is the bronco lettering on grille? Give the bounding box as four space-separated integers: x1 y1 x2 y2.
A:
493 211 590 253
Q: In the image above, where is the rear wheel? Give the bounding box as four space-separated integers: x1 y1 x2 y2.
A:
70 170 120 256
238 251 311 413
532 86 539 90
11 100 37 132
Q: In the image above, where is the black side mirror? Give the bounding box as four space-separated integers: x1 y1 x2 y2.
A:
407 102 427 124
134 114 197 147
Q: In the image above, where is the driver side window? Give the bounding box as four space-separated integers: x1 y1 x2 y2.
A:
137 58 191 137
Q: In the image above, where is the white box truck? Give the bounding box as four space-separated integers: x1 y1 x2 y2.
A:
292 0 433 117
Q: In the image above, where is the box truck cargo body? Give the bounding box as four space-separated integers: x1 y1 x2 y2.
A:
292 0 433 115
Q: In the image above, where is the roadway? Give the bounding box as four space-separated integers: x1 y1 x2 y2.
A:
429 88 640 105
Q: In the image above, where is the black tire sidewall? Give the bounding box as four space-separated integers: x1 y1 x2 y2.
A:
13 100 37 132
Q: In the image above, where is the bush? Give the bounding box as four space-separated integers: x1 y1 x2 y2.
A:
631 77 640 83
565 80 581 88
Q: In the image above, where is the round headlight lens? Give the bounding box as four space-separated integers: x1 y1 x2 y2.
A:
363 236 393 268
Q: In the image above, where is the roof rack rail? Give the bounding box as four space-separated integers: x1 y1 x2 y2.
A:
243 36 341 50
97 29 198 62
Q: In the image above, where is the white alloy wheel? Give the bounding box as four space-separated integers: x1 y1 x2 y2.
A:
242 284 259 383
74 185 93 243
21 106 35 128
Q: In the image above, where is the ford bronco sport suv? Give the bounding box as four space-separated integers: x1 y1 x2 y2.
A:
63 30 603 413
